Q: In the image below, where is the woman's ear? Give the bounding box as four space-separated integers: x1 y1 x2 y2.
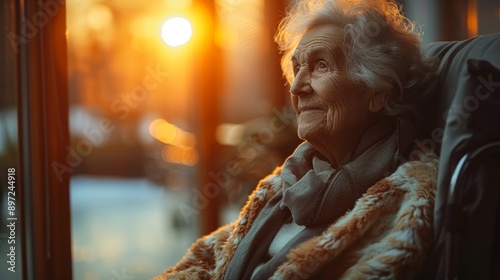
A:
368 91 389 113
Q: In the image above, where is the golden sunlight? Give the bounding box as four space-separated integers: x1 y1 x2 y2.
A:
161 17 193 47
86 4 112 31
149 119 197 149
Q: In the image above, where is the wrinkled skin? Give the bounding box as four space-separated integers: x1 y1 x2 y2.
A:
290 24 388 167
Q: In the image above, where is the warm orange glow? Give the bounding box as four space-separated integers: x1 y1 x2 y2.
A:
166 0 192 8
156 122 178 144
148 119 165 136
149 119 197 149
172 132 196 148
216 123 245 145
181 148 199 166
215 26 239 50
467 0 478 38
86 4 113 31
163 145 179 163
161 17 193 47
162 145 199 166
152 119 199 166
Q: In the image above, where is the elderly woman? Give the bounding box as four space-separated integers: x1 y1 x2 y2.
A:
156 0 438 279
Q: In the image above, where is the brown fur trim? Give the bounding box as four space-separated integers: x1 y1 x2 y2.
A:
157 151 437 280
213 172 282 279
155 223 235 280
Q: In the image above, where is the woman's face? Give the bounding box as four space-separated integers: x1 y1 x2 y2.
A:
290 24 377 147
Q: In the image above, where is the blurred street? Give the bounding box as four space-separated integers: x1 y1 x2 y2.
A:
70 176 197 280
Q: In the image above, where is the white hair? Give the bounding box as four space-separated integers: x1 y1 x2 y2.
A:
275 0 437 117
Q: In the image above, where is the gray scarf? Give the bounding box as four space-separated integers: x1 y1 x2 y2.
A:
280 118 413 227
224 118 414 280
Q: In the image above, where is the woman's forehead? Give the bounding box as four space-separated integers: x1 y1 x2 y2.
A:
293 25 343 57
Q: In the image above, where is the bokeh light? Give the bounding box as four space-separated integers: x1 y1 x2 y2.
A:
161 17 193 47
150 119 198 166
162 146 199 166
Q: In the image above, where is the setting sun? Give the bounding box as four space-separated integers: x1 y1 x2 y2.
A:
161 17 192 47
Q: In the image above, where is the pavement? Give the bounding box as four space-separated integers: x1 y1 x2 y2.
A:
70 176 198 280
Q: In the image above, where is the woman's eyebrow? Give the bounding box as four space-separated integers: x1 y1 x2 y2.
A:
308 45 339 58
292 43 340 65
292 48 325 62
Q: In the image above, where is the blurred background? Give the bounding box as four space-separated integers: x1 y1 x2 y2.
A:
64 0 299 278
1 0 500 279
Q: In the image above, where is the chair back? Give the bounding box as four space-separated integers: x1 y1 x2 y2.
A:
421 34 500 279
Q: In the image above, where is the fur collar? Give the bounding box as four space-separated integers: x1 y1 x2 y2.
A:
157 150 437 279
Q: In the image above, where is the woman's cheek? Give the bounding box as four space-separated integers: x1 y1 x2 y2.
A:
328 105 346 131
311 79 334 102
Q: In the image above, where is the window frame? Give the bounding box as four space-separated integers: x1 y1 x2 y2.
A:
16 0 72 279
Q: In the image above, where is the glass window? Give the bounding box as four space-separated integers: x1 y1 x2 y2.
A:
67 0 297 278
66 1 200 278
0 1 22 279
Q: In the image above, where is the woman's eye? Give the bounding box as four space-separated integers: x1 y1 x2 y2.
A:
315 61 328 71
293 64 300 76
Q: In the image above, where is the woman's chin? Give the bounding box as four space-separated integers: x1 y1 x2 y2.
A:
297 125 318 141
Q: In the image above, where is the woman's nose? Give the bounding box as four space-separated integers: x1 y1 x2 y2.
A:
290 69 313 96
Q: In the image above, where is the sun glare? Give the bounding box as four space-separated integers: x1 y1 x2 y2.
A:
161 17 193 47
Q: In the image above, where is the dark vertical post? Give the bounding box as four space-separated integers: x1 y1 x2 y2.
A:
18 0 72 279
401 0 469 43
477 0 499 35
264 0 289 108
194 0 222 235
438 0 468 41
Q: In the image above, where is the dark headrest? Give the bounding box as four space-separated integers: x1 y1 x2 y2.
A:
418 34 500 155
